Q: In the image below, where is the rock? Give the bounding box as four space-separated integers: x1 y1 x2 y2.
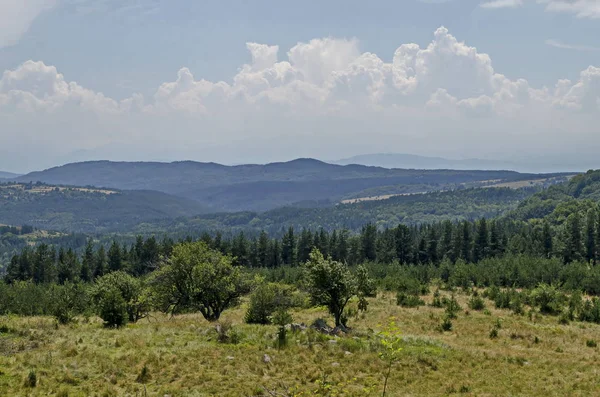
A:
332 362 340 367
263 354 272 363
328 339 338 345
226 356 234 360
344 351 353 356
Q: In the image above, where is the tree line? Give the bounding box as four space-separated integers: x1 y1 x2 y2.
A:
5 207 600 286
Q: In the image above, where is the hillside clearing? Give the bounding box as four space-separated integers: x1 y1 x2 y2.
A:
1 291 599 396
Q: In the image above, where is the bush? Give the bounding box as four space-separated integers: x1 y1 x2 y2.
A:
49 282 89 324
396 292 425 308
468 295 486 311
586 339 597 348
444 295 462 319
24 370 37 388
530 284 565 315
439 316 453 332
91 272 149 323
245 281 293 325
431 289 444 308
97 288 128 328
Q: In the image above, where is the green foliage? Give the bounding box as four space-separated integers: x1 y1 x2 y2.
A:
530 284 566 315
97 287 128 328
150 241 249 321
49 282 88 324
91 271 149 323
24 370 37 388
396 292 425 308
245 281 294 325
303 249 358 327
468 295 486 311
378 318 403 397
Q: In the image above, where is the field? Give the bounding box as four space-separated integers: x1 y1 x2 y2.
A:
1 290 599 397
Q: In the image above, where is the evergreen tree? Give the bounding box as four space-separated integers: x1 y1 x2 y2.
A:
563 212 583 263
258 231 270 267
361 223 377 261
108 241 123 272
395 225 412 264
93 245 107 279
426 227 439 265
281 227 297 266
231 232 249 267
585 209 596 264
473 218 489 263
33 244 55 284
80 240 94 282
542 221 553 259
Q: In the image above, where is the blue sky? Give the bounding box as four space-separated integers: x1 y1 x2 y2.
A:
1 0 600 172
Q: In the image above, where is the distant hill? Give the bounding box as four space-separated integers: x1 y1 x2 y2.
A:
16 159 556 212
509 170 600 223
130 186 541 237
0 171 20 179
334 153 517 171
0 183 208 233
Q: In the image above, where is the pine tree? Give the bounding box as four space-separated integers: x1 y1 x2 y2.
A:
426 227 439 265
108 241 123 272
395 225 413 264
282 227 297 266
440 220 453 261
361 224 377 261
473 218 489 263
542 221 553 259
93 245 107 279
585 209 596 264
80 240 94 282
33 244 56 284
563 213 583 263
232 232 249 267
258 231 270 267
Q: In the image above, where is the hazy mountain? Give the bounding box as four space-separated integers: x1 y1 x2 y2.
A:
16 159 551 212
0 171 20 179
334 153 518 171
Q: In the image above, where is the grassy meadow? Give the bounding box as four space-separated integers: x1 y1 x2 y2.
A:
1 290 600 396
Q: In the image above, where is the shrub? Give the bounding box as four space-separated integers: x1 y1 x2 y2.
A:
444 295 461 319
489 327 499 339
468 295 486 311
49 282 88 324
586 339 597 348
245 281 293 325
24 370 37 388
396 292 425 308
439 316 453 332
530 284 565 315
97 288 128 328
91 272 149 323
431 289 444 308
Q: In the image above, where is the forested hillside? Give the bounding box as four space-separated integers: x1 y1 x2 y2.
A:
138 187 538 236
0 183 207 232
16 159 560 212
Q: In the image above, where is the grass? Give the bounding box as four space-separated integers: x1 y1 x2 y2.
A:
1 290 600 396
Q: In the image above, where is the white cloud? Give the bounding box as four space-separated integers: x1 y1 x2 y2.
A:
1 27 600 171
480 0 524 9
546 39 600 52
0 0 57 48
480 0 600 18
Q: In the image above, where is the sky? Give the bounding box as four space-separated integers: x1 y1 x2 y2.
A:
1 0 600 173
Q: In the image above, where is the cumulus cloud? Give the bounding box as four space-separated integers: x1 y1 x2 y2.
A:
0 0 57 48
480 0 600 18
1 27 600 171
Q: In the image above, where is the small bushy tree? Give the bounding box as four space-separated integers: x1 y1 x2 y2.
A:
150 241 249 321
91 271 149 323
245 280 293 325
49 282 88 324
303 249 357 327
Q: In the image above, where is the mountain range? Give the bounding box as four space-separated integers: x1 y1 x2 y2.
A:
13 159 554 212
